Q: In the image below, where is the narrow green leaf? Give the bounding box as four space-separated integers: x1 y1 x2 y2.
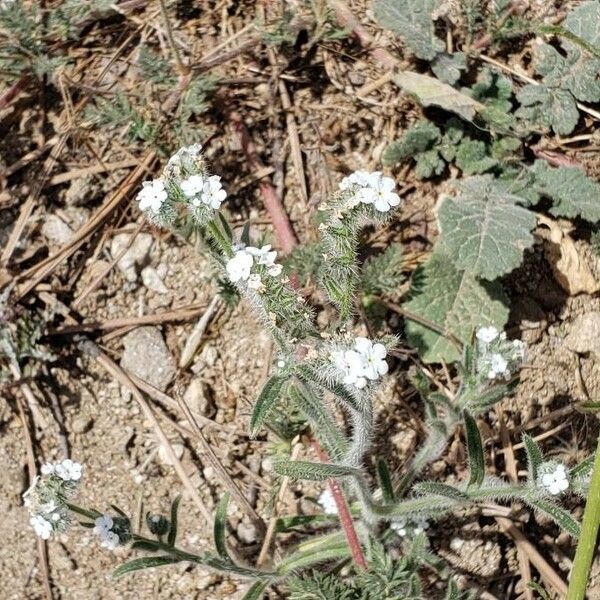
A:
522 434 544 482
528 498 581 537
571 455 594 478
277 544 351 574
414 481 469 501
275 513 336 532
240 222 251 246
376 459 395 503
167 495 181 546
217 212 233 242
274 460 361 482
251 376 287 436
113 556 181 578
464 410 485 488
213 492 231 561
242 581 269 600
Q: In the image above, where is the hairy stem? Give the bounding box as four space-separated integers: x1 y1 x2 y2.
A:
313 440 367 570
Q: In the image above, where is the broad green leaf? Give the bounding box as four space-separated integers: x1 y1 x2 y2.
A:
463 410 485 488
373 0 444 60
274 460 361 481
517 82 579 136
437 176 536 279
251 375 288 436
167 495 181 546
431 52 467 85
113 556 181 578
393 72 484 122
213 493 231 561
453 139 498 175
527 498 580 537
530 160 600 222
522 434 544 482
415 149 445 179
404 253 509 363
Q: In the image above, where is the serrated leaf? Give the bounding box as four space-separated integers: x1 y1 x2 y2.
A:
437 176 536 279
393 72 484 122
453 139 498 175
113 556 181 578
517 82 579 136
374 0 444 60
431 52 467 85
522 434 544 482
464 410 485 488
530 160 600 222
213 493 231 561
404 253 509 363
251 375 288 436
383 120 441 166
273 460 361 481
415 149 445 179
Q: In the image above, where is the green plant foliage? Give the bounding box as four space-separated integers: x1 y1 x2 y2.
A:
530 160 600 222
467 66 515 128
436 176 536 279
404 253 509 363
360 244 404 296
517 2 600 135
373 0 444 61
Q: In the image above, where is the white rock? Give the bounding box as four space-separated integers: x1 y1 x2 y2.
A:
141 265 169 294
111 232 154 283
236 521 257 544
120 326 175 391
42 215 73 245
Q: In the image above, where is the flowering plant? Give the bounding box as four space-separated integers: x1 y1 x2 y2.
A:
23 145 593 599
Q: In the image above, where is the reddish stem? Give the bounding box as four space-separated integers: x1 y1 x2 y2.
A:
0 76 29 111
227 109 298 255
312 440 368 570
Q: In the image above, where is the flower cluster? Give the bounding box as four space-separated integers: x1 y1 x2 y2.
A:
391 516 429 538
136 144 227 226
539 463 570 496
226 244 283 292
339 170 401 213
23 459 83 539
475 326 525 382
331 337 388 390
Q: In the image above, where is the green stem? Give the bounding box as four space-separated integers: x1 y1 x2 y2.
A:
66 502 102 520
566 433 600 600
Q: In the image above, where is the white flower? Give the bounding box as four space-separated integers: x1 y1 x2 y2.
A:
339 170 373 191
101 531 120 550
41 463 55 475
93 515 114 536
354 337 388 380
488 353 508 380
476 326 499 344
318 489 338 515
54 459 82 482
358 172 401 212
333 349 367 389
93 515 120 550
247 273 264 291
246 245 282 277
541 465 569 496
201 175 227 209
180 174 205 200
137 179 168 214
226 251 254 282
30 515 53 540
391 516 428 538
